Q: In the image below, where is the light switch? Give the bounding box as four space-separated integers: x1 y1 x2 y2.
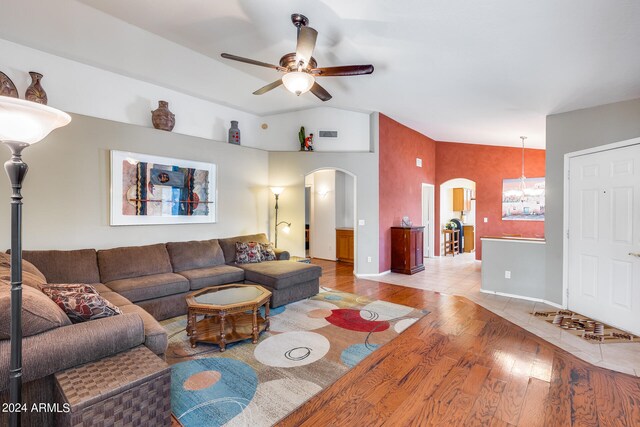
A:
416 158 422 167
358 219 365 226
484 217 488 223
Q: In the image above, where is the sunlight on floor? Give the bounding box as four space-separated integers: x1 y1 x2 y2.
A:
379 253 640 377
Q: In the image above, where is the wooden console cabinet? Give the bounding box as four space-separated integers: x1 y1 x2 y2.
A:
390 226 425 275
336 228 354 263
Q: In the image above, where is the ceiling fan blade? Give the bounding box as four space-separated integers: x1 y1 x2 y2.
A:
310 82 332 101
295 26 318 68
253 79 283 95
311 64 374 77
221 53 286 72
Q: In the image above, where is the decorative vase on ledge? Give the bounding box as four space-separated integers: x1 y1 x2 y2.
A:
0 71 18 98
25 71 48 105
229 120 240 145
151 100 175 131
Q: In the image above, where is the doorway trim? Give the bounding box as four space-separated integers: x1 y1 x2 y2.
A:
562 136 640 309
304 167 358 274
421 183 435 258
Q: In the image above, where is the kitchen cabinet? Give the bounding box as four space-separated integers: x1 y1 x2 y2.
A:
463 225 475 252
453 188 472 212
336 228 354 263
391 226 425 274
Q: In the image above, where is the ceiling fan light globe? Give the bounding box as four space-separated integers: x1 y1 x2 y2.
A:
282 71 315 96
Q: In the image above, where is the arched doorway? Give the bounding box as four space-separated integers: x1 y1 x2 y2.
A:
304 168 357 272
439 178 476 255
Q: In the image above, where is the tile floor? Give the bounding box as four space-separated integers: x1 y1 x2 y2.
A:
378 253 640 377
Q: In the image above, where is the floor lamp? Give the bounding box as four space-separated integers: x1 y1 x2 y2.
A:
270 187 291 248
0 96 71 427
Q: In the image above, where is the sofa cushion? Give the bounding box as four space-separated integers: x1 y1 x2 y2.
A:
219 233 269 264
0 252 47 289
99 291 133 308
92 283 114 294
0 251 47 286
238 261 322 290
118 304 168 355
41 285 123 324
178 265 245 290
166 240 225 272
0 282 71 339
21 249 100 284
104 272 189 303
235 242 263 264
97 244 173 283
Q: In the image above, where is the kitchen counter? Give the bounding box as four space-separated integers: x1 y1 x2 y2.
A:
480 237 546 301
481 236 545 243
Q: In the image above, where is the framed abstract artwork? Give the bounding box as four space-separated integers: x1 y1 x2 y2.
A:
110 150 217 225
502 177 545 221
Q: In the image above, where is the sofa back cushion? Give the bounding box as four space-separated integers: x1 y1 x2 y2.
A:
21 249 100 284
0 281 72 340
0 251 47 283
0 252 47 289
166 240 225 272
219 233 269 264
97 244 173 283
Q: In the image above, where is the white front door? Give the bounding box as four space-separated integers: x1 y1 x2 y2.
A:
568 142 640 335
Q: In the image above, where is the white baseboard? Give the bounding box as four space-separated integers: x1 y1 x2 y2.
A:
355 270 390 278
479 289 565 309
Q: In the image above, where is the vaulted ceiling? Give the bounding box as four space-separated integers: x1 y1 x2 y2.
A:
3 0 640 148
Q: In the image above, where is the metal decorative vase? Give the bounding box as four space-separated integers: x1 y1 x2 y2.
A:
229 120 240 145
25 71 48 105
151 100 175 131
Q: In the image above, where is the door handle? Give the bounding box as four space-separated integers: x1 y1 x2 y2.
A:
630 252 640 258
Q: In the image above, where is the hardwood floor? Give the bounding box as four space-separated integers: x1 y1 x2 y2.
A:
279 259 640 426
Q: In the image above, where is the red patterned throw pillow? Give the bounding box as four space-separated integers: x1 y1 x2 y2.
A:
261 242 277 261
40 284 122 324
235 241 263 264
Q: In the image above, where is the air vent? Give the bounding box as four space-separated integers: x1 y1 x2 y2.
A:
318 130 338 138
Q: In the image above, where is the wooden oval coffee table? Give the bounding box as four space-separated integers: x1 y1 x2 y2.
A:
185 284 272 351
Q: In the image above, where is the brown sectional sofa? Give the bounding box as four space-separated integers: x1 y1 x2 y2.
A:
0 233 321 426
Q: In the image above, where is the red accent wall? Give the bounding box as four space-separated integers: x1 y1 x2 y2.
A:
379 114 436 273
435 141 546 260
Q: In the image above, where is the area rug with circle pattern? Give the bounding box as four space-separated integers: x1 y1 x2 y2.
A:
162 288 430 426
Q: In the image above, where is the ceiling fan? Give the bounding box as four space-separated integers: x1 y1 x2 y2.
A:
221 13 374 101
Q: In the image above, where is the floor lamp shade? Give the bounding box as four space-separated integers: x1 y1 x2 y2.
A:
1 95 71 427
0 96 71 144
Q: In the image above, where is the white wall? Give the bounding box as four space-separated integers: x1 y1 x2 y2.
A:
545 97 640 304
269 113 380 275
309 170 337 260
335 171 355 228
259 107 371 152
0 38 265 148
0 113 269 250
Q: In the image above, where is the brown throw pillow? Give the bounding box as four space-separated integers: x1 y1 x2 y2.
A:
235 241 263 264
0 282 71 339
261 242 277 261
41 284 122 324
